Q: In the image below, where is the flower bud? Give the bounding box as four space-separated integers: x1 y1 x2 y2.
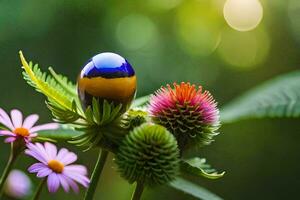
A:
115 124 180 186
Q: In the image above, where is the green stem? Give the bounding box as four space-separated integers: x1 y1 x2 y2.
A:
131 181 145 200
84 149 109 200
31 179 46 200
0 143 21 197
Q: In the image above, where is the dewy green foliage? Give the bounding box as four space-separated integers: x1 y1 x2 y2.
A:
221 70 300 123
181 157 225 179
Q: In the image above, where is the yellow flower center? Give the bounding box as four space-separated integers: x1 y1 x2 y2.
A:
48 160 64 173
13 127 30 137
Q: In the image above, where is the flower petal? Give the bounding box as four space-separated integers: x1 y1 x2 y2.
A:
60 152 77 165
22 114 39 129
63 175 79 193
25 149 48 164
47 173 60 193
56 148 69 161
28 163 47 173
37 168 52 178
0 130 15 136
63 171 90 187
64 165 87 175
44 142 57 159
30 123 59 133
10 109 23 128
4 137 16 143
58 174 70 193
0 108 14 130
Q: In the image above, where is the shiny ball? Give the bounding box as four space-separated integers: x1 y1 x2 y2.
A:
77 52 137 112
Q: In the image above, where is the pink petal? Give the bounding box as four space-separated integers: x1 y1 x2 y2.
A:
0 108 14 130
63 175 79 193
44 142 57 159
58 174 70 192
37 168 52 178
4 137 16 143
35 143 50 161
10 109 23 128
64 165 87 175
30 123 59 133
25 149 48 165
60 152 77 165
63 171 90 187
47 173 60 193
28 163 47 173
29 133 38 138
56 148 69 161
22 114 39 129
0 130 15 136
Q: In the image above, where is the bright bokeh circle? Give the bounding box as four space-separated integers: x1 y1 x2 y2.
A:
223 0 263 32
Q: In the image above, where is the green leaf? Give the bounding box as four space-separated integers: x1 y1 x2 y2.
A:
131 95 150 108
221 71 300 123
170 177 223 200
20 51 83 123
181 158 225 180
48 67 77 97
37 128 82 141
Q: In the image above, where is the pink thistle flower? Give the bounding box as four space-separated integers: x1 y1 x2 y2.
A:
25 142 90 193
149 82 220 149
0 108 58 143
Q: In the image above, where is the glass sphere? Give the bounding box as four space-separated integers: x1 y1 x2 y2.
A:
77 52 136 113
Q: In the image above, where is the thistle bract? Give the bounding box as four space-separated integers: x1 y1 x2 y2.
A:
149 82 220 150
115 124 180 186
77 52 137 114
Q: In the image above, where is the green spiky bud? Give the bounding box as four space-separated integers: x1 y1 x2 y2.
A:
120 108 149 130
115 124 180 186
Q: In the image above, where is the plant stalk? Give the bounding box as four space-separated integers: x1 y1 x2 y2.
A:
131 181 145 200
31 179 46 200
84 148 109 200
0 142 22 197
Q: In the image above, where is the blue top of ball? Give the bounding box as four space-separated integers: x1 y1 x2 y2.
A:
81 52 135 78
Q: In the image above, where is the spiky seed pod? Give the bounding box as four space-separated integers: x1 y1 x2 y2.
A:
120 108 149 131
149 82 220 151
115 124 180 186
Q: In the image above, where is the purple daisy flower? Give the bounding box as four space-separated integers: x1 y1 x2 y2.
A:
25 142 90 193
0 108 58 143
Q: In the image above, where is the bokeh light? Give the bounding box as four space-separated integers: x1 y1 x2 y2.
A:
116 14 158 51
218 28 270 70
175 0 223 56
288 0 300 45
223 0 263 32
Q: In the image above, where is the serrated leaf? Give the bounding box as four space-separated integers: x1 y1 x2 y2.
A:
20 51 82 123
48 67 77 97
221 71 300 123
131 95 150 108
170 177 223 200
20 51 73 110
36 128 82 141
181 158 225 180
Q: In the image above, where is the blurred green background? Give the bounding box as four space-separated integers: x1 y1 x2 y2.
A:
0 0 299 199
